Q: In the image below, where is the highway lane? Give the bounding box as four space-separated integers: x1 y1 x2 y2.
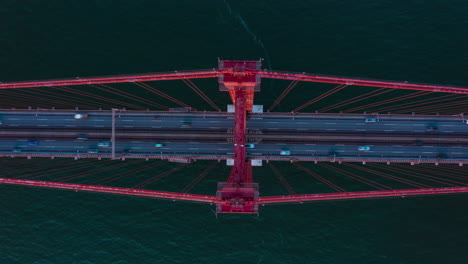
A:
2 139 468 159
1 127 468 146
1 110 468 133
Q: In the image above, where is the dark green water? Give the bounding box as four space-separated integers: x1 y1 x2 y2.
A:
1 1 468 263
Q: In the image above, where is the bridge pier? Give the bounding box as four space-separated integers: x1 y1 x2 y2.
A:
217 60 261 213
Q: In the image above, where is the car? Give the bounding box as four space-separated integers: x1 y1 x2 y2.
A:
87 149 99 153
154 143 165 148
76 135 89 140
0 120 3 125
12 148 22 153
426 126 438 132
465 120 468 124
280 150 291 155
246 144 255 148
181 121 192 128
364 118 377 123
74 113 89 119
27 141 38 146
358 146 371 151
97 142 111 147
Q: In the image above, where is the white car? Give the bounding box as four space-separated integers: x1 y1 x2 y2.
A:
97 142 111 147
280 150 291 155
358 146 371 151
74 113 88 119
246 144 255 148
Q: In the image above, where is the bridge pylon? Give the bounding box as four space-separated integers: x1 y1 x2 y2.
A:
217 60 262 213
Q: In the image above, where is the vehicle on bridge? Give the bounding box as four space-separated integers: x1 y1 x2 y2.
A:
181 121 192 128
0 119 3 125
280 150 291 155
246 144 255 148
76 135 89 140
155 143 165 148
27 141 38 146
97 142 110 147
87 149 99 153
365 118 377 123
358 146 371 151
426 126 438 132
74 113 88 119
12 148 22 153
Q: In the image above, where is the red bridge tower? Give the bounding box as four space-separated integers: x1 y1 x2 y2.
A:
216 60 261 213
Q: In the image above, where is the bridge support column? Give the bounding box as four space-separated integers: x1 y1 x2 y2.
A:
217 60 261 213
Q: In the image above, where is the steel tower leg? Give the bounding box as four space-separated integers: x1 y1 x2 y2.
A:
217 60 261 213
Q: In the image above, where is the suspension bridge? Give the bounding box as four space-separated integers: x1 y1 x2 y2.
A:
1 60 467 213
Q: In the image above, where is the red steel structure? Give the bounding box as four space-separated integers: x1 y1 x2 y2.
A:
1 60 468 214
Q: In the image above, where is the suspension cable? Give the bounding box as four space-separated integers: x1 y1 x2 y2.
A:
54 86 146 110
92 84 169 110
371 163 466 186
22 159 112 180
397 164 468 181
294 162 345 192
373 94 463 113
268 162 296 194
182 80 221 111
343 91 430 113
319 88 391 112
268 80 299 112
133 163 190 189
54 160 141 182
181 161 218 193
342 163 429 188
319 163 391 190
134 82 190 107
89 160 160 185
294 84 348 112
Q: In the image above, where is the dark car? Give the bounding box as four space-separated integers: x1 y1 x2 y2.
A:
27 141 38 146
76 135 89 140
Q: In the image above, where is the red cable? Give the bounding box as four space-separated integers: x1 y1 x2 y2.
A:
133 163 190 189
54 160 140 182
181 161 218 193
343 91 429 113
319 88 390 112
373 94 463 113
89 160 157 185
182 80 221 111
342 163 429 188
370 163 463 187
268 80 299 112
294 162 345 192
92 84 169 110
294 84 347 112
319 162 391 190
54 86 147 110
134 82 190 107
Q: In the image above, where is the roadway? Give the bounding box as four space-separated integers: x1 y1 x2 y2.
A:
0 109 467 163
1 110 467 133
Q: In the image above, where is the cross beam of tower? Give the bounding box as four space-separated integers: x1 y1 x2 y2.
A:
216 60 261 213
